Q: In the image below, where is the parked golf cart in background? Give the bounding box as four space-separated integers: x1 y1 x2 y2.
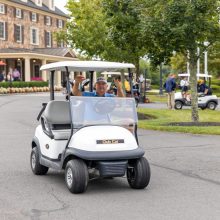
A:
31 61 151 194
175 73 218 110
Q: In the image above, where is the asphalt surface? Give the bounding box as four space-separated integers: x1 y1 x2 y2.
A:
0 93 220 220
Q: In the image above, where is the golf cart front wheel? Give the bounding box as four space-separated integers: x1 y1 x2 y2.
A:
30 147 48 175
207 102 217 110
174 101 183 110
127 157 151 189
65 159 89 194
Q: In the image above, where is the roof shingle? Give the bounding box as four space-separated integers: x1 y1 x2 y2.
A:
10 0 69 18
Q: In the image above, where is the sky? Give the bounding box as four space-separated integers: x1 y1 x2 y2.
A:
54 0 68 14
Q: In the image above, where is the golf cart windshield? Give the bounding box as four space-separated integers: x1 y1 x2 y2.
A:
70 96 138 128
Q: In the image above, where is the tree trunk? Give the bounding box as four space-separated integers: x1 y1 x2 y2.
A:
189 55 199 122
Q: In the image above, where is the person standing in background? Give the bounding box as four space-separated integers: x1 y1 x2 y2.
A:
164 74 177 109
12 68 21 81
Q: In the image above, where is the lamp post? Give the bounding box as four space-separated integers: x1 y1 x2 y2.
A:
159 63 163 95
204 41 209 77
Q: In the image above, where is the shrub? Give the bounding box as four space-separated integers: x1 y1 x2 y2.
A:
0 81 48 88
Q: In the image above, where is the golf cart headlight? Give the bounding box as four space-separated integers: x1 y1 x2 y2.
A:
44 120 50 132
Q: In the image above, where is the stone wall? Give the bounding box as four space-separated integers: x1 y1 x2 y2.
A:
0 1 66 49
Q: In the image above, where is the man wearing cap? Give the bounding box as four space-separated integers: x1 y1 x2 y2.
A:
72 75 125 97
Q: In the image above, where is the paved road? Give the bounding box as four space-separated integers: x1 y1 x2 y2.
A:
0 94 220 220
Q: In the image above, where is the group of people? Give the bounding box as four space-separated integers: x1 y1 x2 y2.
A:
164 74 212 109
0 68 21 82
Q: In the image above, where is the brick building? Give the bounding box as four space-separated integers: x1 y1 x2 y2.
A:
0 0 77 85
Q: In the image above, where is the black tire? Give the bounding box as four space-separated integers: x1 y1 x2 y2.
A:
65 159 89 194
30 147 48 175
127 157 151 189
207 102 217 110
174 101 183 110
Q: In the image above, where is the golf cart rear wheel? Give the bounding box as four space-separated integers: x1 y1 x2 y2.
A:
174 101 183 110
127 157 151 189
207 102 217 110
65 159 89 194
30 147 48 175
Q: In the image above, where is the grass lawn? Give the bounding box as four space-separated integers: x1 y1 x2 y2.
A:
147 94 167 103
138 108 220 135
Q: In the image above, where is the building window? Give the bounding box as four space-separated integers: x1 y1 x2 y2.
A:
0 21 5 40
30 27 39 45
15 25 22 43
46 16 51 26
35 0 42 6
45 31 51 47
16 9 22 18
0 4 5 14
58 40 64 48
58 20 63 28
31 13 37 22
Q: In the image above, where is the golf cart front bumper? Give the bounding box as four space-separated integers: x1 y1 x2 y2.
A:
65 147 145 161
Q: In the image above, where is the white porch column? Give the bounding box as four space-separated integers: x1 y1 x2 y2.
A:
56 71 62 87
25 58 31 82
82 71 86 78
42 59 47 81
93 71 97 84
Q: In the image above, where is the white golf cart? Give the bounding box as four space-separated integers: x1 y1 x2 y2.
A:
30 61 151 194
175 73 218 110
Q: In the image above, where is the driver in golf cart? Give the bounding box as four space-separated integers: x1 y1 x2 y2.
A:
72 75 125 97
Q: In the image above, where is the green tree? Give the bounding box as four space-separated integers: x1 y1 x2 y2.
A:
64 0 110 59
141 0 220 122
102 0 148 74
63 0 149 75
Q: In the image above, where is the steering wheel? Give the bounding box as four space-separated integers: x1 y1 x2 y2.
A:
93 99 116 115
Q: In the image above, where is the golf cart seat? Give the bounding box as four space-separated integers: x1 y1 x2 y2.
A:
41 101 71 140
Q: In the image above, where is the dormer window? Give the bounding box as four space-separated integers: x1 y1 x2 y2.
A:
35 0 42 7
0 3 5 14
16 9 22 18
50 0 55 10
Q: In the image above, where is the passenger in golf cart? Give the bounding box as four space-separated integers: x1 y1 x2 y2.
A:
72 75 125 97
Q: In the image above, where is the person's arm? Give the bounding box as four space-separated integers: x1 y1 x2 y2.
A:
72 75 85 96
114 79 125 97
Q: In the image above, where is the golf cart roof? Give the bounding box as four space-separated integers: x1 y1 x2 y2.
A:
40 61 135 72
178 73 190 77
197 74 212 78
101 71 129 76
178 73 212 78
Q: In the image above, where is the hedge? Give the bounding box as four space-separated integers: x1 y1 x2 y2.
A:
0 81 48 88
